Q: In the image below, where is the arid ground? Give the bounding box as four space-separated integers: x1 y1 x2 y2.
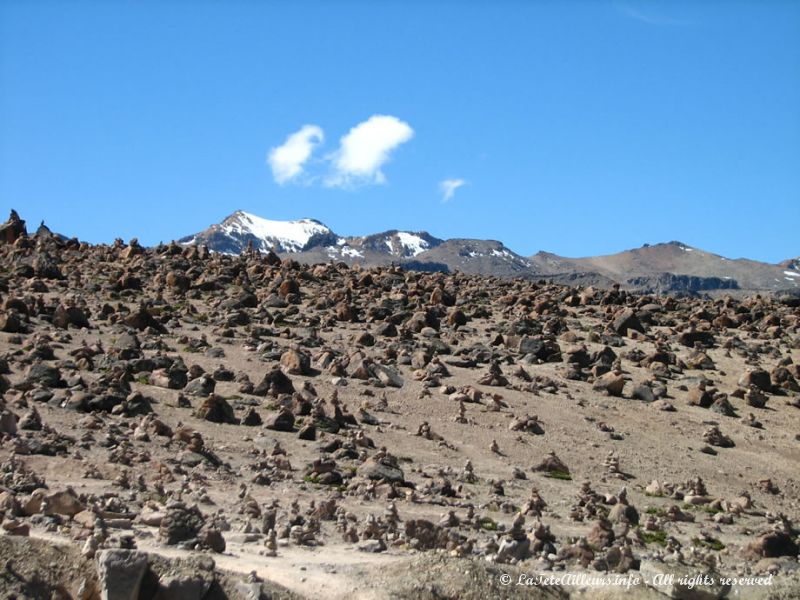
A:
1 214 799 599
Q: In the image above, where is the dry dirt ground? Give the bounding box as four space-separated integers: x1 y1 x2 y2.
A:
1 218 799 599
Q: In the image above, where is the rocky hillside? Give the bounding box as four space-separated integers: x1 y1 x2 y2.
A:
1 209 800 598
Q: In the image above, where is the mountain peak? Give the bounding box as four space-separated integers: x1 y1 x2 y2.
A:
179 211 336 254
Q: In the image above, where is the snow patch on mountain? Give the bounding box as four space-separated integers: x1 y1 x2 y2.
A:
223 211 331 252
395 232 429 257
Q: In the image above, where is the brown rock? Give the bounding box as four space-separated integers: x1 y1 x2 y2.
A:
166 270 191 292
611 308 644 336
52 305 90 329
280 347 311 375
1 520 30 536
592 371 625 397
0 311 25 333
738 369 771 392
744 532 799 559
447 309 468 327
200 527 226 553
43 488 85 517
253 368 295 397
159 502 205 545
0 209 27 244
265 408 295 432
194 394 238 424
587 518 614 549
533 451 570 476
687 385 713 408
0 409 18 436
278 278 300 298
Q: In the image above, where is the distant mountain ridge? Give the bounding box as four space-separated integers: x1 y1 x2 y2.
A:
528 241 800 293
179 210 531 277
174 210 798 294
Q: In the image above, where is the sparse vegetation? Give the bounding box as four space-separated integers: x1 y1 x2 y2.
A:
694 536 725 551
640 530 668 546
543 470 572 481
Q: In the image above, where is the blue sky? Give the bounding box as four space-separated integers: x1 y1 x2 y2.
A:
1 0 798 262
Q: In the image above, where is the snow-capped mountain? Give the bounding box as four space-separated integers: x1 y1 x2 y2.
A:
178 210 535 275
179 211 445 260
178 211 338 254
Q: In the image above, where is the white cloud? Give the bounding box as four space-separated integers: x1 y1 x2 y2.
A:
267 125 324 184
440 178 466 202
327 115 413 187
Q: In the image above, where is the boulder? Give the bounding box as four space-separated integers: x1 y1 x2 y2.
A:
370 363 404 388
631 384 655 403
24 362 65 388
165 271 191 292
96 549 149 600
150 368 186 390
43 488 85 517
280 348 311 375
375 322 398 337
592 371 625 397
677 329 715 348
358 455 405 483
611 308 644 336
533 452 570 476
687 386 713 408
447 309 468 327
265 408 295 432
744 531 799 559
159 503 205 545
184 375 216 397
124 305 167 333
253 368 295 397
0 409 18 436
738 369 772 393
0 311 25 333
0 209 27 244
194 394 237 424
52 305 90 329
199 527 226 553
587 518 614 549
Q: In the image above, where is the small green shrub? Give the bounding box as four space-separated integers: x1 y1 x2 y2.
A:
640 530 668 546
694 536 725 551
543 470 572 481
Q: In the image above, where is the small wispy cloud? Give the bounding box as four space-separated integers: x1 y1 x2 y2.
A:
267 124 324 185
326 115 414 187
440 178 466 202
613 0 686 26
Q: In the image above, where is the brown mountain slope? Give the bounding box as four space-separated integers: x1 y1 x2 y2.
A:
530 241 800 292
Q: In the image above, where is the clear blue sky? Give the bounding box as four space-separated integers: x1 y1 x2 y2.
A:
1 0 798 262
